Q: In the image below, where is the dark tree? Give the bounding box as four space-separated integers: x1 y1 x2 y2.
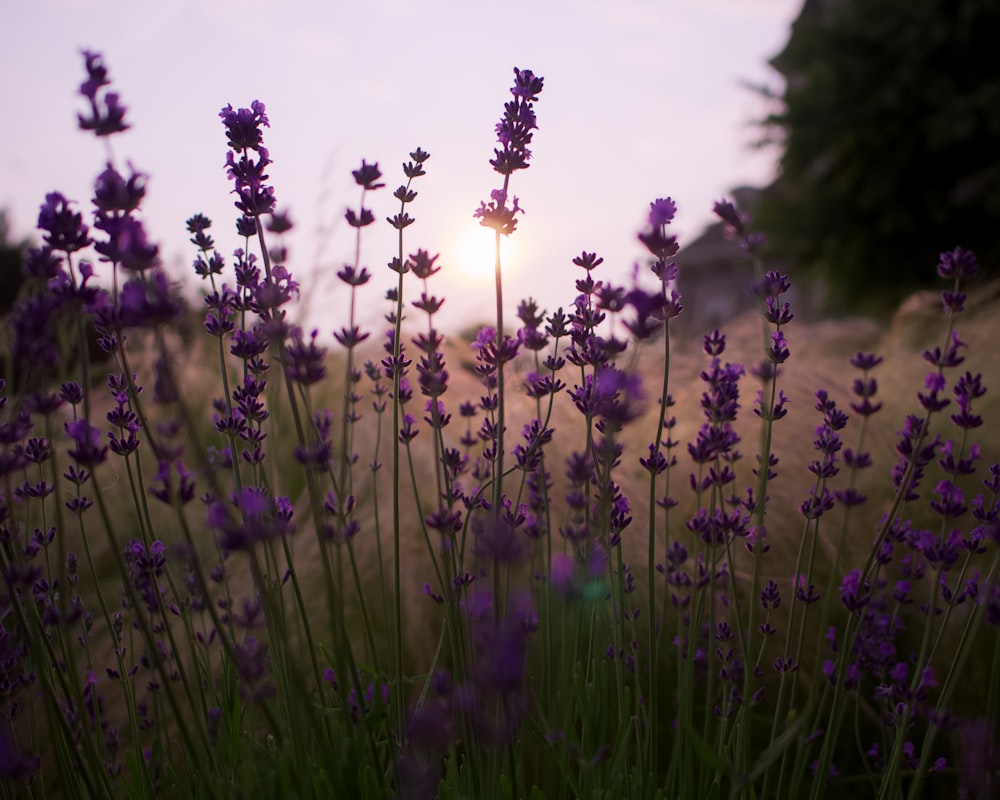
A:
0 211 28 316
756 0 1000 310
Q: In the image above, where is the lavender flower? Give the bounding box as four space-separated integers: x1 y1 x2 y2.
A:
93 164 146 215
713 198 747 237
936 246 978 281
65 419 107 466
119 271 180 326
352 159 384 190
124 539 166 613
77 50 129 136
220 101 276 219
219 100 269 152
474 189 523 236
284 328 327 386
490 67 543 175
148 460 196 506
474 67 543 232
638 196 680 260
37 192 91 254
592 367 645 429
208 487 294 552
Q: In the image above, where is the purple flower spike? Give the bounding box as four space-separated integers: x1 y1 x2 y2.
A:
409 250 441 280
210 487 295 552
703 329 726 357
93 164 146 215
37 193 91 254
285 328 328 386
474 190 523 236
713 198 746 237
936 246 978 280
78 51 129 136
266 209 293 234
65 419 108 466
639 197 680 260
79 50 110 101
648 197 677 227
638 222 679 261
850 352 884 371
760 580 781 609
840 570 869 611
59 382 84 406
512 67 544 101
352 160 384 191
219 101 269 152
767 331 790 364
345 208 374 228
148 459 196 506
474 67 542 228
119 270 180 327
236 215 258 237
591 368 645 428
95 214 160 271
489 69 542 175
623 287 672 338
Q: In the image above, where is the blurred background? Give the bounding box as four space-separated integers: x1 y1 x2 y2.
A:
2 0 998 337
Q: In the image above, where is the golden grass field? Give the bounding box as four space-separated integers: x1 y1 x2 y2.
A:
172 276 997 670
144 277 1000 637
34 276 999 767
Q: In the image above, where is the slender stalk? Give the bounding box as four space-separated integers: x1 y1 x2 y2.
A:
646 314 672 777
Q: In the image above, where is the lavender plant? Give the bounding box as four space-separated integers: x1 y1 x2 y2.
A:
0 51 997 800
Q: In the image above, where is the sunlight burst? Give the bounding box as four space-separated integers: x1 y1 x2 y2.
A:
450 225 515 286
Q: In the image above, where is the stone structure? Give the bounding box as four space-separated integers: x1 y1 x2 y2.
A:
671 187 822 339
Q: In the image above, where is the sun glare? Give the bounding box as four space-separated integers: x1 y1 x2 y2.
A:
450 225 515 286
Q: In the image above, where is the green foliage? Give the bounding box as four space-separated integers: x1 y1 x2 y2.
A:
756 0 1000 309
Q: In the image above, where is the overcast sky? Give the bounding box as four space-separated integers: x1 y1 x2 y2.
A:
3 0 801 335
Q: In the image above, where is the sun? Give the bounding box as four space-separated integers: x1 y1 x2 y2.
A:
450 225 515 286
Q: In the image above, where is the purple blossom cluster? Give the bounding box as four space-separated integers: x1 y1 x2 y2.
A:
1 50 998 800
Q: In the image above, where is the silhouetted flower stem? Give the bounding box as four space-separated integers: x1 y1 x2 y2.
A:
387 148 428 735
476 67 543 629
645 314 672 773
492 215 508 524
40 412 73 651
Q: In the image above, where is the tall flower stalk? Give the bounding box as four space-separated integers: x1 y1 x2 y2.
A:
385 147 429 734
474 67 544 530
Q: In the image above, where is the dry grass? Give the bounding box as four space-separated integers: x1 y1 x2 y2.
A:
39 278 999 750
260 277 1000 672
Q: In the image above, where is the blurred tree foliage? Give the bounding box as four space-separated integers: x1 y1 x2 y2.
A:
755 0 1000 310
0 211 28 315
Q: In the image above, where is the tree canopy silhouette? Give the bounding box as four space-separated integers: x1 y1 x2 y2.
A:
756 0 1000 309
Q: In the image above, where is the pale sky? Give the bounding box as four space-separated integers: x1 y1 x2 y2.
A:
2 0 801 335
